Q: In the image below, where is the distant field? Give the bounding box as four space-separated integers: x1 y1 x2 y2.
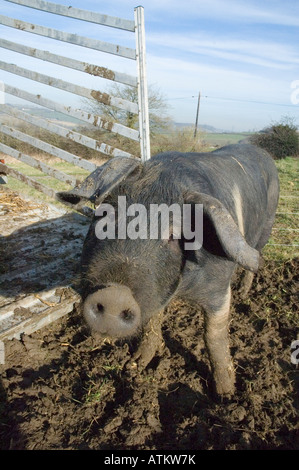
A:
202 132 252 148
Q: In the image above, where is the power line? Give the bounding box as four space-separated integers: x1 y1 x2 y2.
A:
206 96 297 107
166 94 298 108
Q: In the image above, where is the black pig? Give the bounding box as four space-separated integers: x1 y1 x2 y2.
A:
57 144 279 395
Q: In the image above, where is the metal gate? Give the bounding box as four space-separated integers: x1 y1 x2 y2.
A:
0 0 151 358
0 0 151 207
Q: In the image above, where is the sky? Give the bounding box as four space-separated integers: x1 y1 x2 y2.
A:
0 0 299 132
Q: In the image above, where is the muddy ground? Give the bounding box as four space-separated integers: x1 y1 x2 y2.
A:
0 257 298 451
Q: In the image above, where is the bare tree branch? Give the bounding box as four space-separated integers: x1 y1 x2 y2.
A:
82 83 172 136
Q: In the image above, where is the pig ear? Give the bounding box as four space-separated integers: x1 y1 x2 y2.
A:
183 190 259 272
56 157 142 208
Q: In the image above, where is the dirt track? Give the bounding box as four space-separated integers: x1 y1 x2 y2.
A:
0 258 298 450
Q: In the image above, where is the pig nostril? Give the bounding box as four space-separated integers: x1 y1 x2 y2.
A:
120 309 134 322
96 303 104 314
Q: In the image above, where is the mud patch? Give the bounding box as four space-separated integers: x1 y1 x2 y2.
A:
0 259 298 450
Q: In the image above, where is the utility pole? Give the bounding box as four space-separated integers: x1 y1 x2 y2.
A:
194 91 201 138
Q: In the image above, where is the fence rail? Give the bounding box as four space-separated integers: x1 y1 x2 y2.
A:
1 104 134 161
6 0 136 31
0 141 77 186
0 0 150 207
0 15 136 59
3 83 140 140
0 61 139 114
0 124 92 177
0 38 137 87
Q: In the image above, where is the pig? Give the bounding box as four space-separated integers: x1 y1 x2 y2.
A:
56 144 279 396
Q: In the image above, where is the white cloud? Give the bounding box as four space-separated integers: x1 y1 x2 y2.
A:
147 32 299 70
148 54 287 98
143 0 299 27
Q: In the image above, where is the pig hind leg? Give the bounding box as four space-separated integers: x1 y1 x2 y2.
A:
203 287 235 396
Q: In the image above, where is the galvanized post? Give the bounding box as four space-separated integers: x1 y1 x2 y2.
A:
134 6 151 162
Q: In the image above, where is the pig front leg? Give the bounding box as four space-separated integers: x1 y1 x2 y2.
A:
203 287 235 396
128 310 165 371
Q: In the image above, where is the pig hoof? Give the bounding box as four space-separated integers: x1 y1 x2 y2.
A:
211 358 236 397
239 270 255 299
215 382 235 398
214 367 236 397
130 334 165 371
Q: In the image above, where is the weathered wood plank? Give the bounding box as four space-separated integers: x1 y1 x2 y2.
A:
0 291 81 341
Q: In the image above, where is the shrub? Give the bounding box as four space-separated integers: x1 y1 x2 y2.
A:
250 119 299 159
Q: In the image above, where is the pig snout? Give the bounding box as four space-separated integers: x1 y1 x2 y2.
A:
83 284 142 339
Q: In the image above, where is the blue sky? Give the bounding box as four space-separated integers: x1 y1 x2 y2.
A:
0 0 299 131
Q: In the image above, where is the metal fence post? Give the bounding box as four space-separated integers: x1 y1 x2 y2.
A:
134 6 151 162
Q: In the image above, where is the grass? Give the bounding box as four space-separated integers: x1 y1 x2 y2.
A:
84 376 110 404
202 132 252 147
262 157 299 261
82 363 122 405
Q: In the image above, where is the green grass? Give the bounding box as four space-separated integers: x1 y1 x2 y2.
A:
263 157 298 261
84 376 110 404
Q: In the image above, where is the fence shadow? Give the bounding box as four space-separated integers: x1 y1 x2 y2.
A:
0 211 90 301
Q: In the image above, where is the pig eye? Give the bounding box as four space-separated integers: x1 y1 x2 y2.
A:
97 303 104 314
